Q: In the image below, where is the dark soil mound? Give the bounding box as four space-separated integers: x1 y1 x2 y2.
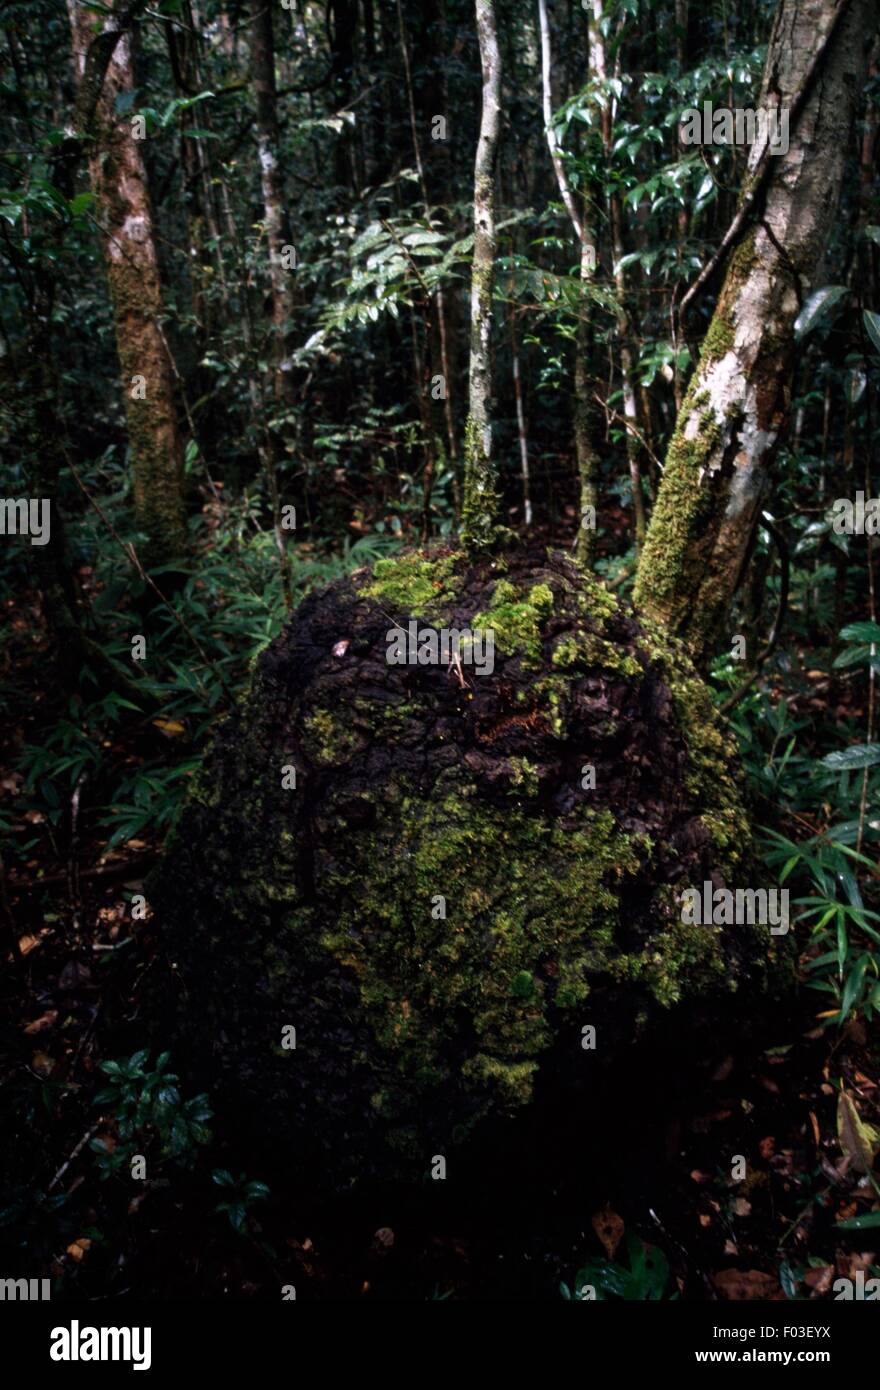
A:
148 546 774 1182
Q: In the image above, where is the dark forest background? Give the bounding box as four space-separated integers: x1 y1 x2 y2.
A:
1 0 879 1302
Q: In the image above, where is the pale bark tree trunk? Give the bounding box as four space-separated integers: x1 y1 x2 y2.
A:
251 0 295 406
461 0 502 549
66 0 188 567
249 0 295 606
634 0 875 664
537 0 600 563
589 0 647 555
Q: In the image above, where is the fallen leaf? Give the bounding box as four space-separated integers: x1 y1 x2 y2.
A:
18 932 48 956
591 1207 624 1259
65 1238 91 1263
58 960 91 991
152 718 186 738
23 1010 58 1034
31 1050 54 1076
733 1198 752 1217
837 1090 880 1174
804 1266 834 1295
713 1269 784 1300
371 1226 395 1252
712 1055 734 1082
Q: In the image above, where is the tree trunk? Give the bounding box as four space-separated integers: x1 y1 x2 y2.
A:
461 0 502 550
251 0 296 407
66 0 188 568
633 0 875 664
537 0 601 564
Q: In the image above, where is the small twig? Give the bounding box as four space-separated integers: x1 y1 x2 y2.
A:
47 1120 104 1193
68 771 87 937
9 852 158 892
592 392 662 473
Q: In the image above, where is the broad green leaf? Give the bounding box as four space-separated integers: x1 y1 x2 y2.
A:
822 744 880 771
865 309 880 356
840 621 880 644
793 285 848 340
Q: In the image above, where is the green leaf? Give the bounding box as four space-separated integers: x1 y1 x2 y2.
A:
835 1213 880 1230
793 286 848 340
833 644 872 670
840 621 880 644
864 310 880 356
822 744 880 771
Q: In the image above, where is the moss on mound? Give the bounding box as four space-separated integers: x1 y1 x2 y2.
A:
148 546 774 1180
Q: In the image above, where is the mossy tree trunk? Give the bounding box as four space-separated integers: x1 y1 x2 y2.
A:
461 0 502 550
67 0 187 568
633 0 875 664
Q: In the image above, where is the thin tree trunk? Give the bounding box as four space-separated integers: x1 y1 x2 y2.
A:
249 0 295 605
251 0 295 406
589 0 647 555
461 0 502 549
510 306 532 527
66 0 188 567
634 0 875 665
537 0 600 564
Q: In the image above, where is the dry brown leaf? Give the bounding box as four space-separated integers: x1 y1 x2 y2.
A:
837 1090 880 1175
713 1269 784 1301
66 1238 92 1263
18 932 47 956
804 1266 834 1295
152 718 186 738
23 1010 58 1034
591 1207 624 1259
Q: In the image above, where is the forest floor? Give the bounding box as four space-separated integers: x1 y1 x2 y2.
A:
2 564 879 1302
